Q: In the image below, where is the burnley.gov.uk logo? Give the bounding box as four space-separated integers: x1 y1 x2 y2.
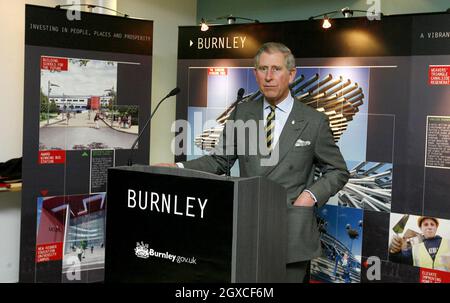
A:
134 241 150 259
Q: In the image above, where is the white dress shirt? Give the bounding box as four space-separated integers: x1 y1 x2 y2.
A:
263 94 294 148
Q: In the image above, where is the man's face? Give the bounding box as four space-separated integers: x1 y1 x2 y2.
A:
421 219 438 239
254 51 296 105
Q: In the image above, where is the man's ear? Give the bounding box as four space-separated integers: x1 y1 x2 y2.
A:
289 68 296 83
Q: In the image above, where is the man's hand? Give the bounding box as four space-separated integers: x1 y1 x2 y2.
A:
293 191 316 207
153 163 177 167
389 235 406 254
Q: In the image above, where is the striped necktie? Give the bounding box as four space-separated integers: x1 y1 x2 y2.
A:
265 105 276 150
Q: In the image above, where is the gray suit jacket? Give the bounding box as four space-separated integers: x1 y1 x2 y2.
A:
183 96 349 263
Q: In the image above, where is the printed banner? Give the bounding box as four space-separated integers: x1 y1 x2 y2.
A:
20 5 153 283
177 12 450 283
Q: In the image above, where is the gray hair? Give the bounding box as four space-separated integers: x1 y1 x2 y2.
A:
254 42 296 70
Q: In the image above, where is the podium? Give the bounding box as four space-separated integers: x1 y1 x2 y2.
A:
105 165 287 282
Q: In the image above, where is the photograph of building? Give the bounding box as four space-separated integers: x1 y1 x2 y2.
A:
38 57 139 150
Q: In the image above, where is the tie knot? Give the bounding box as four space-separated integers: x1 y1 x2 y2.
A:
268 105 276 112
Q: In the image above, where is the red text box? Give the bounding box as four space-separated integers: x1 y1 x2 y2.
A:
36 242 63 263
420 268 450 283
41 56 68 72
429 66 450 85
39 150 66 165
208 67 227 76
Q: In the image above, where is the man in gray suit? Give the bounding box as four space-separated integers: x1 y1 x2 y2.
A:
160 42 349 282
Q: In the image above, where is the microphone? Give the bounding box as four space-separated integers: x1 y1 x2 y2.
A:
225 87 245 177
127 87 181 166
237 87 245 101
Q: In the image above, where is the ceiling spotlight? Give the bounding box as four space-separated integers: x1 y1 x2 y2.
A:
322 16 332 29
341 7 353 18
227 15 236 24
198 15 259 30
309 7 383 26
200 18 209 31
217 15 259 24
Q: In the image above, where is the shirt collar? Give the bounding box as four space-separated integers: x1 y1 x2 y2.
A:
264 94 294 113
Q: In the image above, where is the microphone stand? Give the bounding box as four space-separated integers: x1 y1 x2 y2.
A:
225 88 245 177
127 88 180 166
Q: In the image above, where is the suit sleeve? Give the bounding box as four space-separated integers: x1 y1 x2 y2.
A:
307 116 350 207
181 110 238 175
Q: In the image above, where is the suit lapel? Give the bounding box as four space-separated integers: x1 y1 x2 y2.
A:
260 100 308 176
246 97 263 124
244 98 263 158
238 98 264 175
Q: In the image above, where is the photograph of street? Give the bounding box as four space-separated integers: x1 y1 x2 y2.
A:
310 204 363 283
39 57 139 150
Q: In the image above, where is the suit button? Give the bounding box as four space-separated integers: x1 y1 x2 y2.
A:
289 165 294 170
